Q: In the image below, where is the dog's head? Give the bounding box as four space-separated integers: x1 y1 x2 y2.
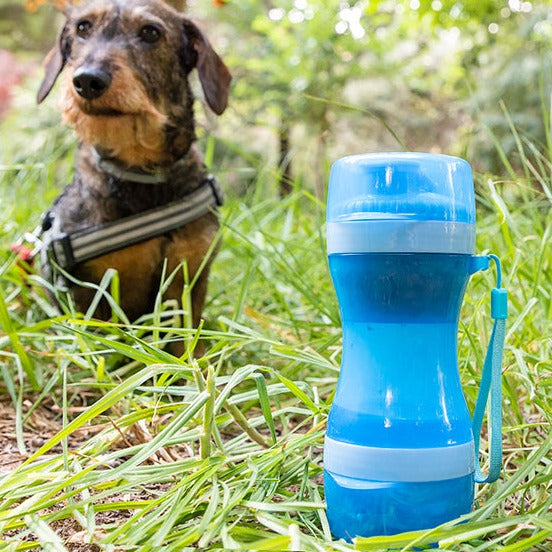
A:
38 0 231 166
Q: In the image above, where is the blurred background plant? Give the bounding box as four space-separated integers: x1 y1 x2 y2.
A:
2 0 552 193
200 0 552 190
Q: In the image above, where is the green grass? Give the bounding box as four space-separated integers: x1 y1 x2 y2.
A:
0 89 551 551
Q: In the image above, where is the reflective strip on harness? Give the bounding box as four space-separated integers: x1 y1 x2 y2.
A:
42 176 222 271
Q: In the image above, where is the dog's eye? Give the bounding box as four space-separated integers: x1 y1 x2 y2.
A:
139 25 162 44
76 20 93 39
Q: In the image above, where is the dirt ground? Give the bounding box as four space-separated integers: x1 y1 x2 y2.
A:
0 394 179 549
0 394 98 474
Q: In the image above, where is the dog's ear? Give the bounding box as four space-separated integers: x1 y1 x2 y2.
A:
37 23 71 104
181 20 231 115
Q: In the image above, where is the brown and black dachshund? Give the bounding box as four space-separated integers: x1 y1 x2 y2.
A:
37 0 231 330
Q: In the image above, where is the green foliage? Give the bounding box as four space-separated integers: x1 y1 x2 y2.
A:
463 4 552 172
201 0 552 178
0 0 61 51
212 0 365 126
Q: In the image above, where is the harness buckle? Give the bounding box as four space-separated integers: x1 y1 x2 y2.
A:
49 233 76 271
40 211 76 272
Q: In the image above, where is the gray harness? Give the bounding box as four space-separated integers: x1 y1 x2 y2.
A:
35 153 223 282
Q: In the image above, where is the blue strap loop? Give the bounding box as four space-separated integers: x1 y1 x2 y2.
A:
472 254 507 484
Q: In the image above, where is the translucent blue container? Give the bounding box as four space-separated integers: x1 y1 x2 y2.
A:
324 153 481 540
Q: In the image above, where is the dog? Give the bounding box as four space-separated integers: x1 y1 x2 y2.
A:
36 0 231 334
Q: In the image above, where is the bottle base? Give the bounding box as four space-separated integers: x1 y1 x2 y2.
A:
324 470 474 542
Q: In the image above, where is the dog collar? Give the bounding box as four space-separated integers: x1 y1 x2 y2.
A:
92 148 194 184
38 174 223 278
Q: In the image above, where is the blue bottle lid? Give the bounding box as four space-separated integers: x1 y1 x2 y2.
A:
327 153 476 254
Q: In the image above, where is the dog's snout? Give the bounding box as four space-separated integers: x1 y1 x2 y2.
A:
73 66 112 100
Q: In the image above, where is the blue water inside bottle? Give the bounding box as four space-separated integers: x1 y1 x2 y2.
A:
324 253 475 540
324 153 480 541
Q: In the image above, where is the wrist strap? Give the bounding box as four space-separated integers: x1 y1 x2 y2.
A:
472 254 508 484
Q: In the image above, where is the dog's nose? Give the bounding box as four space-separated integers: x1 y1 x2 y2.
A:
73 67 112 100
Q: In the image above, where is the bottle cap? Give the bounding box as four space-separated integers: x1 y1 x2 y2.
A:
327 153 476 254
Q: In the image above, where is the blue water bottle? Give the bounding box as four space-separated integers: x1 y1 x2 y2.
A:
324 153 507 540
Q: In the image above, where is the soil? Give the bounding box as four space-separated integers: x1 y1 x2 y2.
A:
0 394 178 549
0 395 98 474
